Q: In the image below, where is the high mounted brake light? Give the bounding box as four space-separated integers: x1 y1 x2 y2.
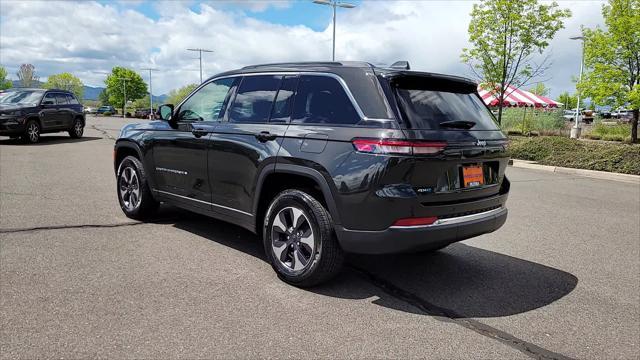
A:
352 139 447 155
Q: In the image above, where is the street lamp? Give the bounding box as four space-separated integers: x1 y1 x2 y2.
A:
117 77 130 118
187 48 214 84
570 35 585 139
312 0 356 61
141 68 158 118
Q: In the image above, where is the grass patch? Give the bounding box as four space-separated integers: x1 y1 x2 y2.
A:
585 122 632 142
500 108 567 136
509 136 640 175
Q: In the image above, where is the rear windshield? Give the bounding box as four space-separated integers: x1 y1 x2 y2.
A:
392 78 499 131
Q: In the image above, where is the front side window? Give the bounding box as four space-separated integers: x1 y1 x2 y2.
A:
42 93 57 105
177 78 235 122
228 75 281 124
291 75 360 125
55 94 68 105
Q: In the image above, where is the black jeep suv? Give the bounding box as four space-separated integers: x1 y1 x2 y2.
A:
114 62 509 286
0 88 85 143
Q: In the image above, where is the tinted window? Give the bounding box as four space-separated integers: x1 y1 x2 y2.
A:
55 93 68 105
228 75 281 124
270 76 298 123
393 79 499 131
66 94 79 104
291 75 360 125
42 93 56 105
178 78 235 121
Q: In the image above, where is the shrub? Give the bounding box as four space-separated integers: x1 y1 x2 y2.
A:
103 111 112 116
508 136 640 174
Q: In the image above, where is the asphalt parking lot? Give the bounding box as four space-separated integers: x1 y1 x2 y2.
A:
1 116 638 359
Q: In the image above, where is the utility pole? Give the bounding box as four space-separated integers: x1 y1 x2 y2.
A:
313 0 356 61
141 68 158 118
186 48 214 83
570 35 585 139
117 77 130 118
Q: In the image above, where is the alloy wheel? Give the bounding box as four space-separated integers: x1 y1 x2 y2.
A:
27 123 39 142
119 166 141 211
74 121 83 136
271 206 316 272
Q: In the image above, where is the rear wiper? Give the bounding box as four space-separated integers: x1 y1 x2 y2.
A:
439 120 476 129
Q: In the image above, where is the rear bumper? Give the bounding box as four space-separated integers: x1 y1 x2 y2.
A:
335 206 508 254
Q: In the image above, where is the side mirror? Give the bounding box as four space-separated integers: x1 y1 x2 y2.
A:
42 100 55 105
158 104 174 121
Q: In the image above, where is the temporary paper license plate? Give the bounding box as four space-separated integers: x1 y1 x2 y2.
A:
462 165 484 187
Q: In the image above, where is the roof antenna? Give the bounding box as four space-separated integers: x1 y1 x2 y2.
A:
390 61 410 70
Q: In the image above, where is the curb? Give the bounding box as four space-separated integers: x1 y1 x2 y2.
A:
509 159 640 184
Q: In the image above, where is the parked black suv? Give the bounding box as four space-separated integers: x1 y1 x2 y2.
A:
114 62 509 286
0 88 85 143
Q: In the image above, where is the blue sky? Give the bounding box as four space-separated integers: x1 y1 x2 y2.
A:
0 1 604 97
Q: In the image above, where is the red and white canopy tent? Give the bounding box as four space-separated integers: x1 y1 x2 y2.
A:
477 84 562 108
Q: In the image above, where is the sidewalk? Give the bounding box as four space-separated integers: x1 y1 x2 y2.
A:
509 159 640 184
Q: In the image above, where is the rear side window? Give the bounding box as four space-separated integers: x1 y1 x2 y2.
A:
228 75 281 124
291 75 360 125
392 78 499 131
66 94 79 104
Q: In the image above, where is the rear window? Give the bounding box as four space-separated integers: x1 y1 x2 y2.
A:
392 78 499 131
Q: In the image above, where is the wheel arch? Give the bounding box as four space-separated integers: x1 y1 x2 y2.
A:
253 164 341 235
114 140 144 174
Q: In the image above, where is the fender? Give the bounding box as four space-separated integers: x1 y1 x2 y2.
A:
252 163 342 226
114 139 160 198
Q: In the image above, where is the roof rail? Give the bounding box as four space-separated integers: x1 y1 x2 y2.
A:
242 62 344 69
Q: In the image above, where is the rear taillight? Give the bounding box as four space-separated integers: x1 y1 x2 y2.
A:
352 139 446 155
392 216 439 227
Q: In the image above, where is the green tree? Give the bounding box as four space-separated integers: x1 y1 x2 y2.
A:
0 66 12 90
132 94 151 109
577 0 639 142
528 83 550 96
166 83 198 105
43 72 84 100
462 0 571 125
104 67 147 116
98 89 110 106
556 91 582 110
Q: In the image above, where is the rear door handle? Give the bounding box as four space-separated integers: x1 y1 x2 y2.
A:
255 131 278 142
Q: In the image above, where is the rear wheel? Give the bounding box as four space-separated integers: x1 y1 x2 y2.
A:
117 156 158 220
69 118 84 138
22 120 40 143
263 189 344 287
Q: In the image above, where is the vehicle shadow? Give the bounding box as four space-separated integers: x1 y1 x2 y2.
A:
0 136 102 146
159 207 578 319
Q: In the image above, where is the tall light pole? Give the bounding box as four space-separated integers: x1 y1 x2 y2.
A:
141 68 158 118
313 0 356 61
117 77 130 118
570 35 585 139
186 48 214 83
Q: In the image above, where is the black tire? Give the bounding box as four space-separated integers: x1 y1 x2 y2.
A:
116 156 158 220
263 189 344 287
21 120 40 144
69 118 84 138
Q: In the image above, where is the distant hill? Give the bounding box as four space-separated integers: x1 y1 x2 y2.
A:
10 80 167 102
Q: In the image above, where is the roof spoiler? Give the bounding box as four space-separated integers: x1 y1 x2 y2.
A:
390 61 410 70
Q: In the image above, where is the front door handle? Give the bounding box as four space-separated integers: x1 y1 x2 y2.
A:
255 131 278 142
191 128 210 138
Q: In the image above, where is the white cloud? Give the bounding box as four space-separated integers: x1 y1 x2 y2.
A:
0 0 605 98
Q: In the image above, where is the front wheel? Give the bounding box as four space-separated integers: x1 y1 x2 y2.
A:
263 189 344 287
69 118 84 138
117 156 158 220
22 120 40 143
